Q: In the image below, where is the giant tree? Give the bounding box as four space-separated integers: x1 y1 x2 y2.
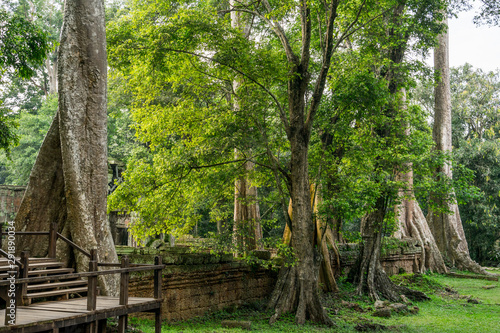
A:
14 0 119 295
345 0 447 299
427 13 487 274
107 0 393 324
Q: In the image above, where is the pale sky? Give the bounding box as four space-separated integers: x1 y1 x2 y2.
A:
446 8 500 72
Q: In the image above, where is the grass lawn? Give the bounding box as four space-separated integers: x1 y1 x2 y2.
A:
130 272 500 332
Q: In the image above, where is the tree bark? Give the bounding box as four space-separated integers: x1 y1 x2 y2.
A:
233 156 263 254
281 186 340 292
428 16 487 274
313 186 340 291
14 0 119 295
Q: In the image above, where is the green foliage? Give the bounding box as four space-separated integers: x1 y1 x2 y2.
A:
105 0 451 246
0 94 56 184
309 0 448 237
0 3 52 152
0 9 50 80
451 64 500 147
106 0 289 239
449 64 500 265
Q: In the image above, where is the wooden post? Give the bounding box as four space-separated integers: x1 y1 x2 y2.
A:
20 251 29 305
98 319 107 333
118 255 129 333
154 255 162 333
48 222 58 258
0 222 3 249
154 256 162 299
90 248 98 262
87 249 98 311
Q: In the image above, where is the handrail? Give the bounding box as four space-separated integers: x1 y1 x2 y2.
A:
56 233 91 258
0 248 23 268
98 262 152 267
0 264 165 286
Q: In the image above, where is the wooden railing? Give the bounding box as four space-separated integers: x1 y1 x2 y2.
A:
0 222 90 259
0 251 164 329
0 223 164 332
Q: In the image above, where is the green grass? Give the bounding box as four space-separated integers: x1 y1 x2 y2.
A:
130 273 500 332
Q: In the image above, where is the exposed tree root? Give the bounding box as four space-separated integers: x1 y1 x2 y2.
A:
268 262 334 326
395 199 447 274
350 202 430 302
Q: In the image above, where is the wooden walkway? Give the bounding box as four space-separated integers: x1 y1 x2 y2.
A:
0 222 164 333
0 296 161 332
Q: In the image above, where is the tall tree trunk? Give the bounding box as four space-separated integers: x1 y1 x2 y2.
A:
428 16 486 274
349 3 431 300
313 186 340 291
395 182 447 274
233 156 263 254
15 0 119 295
266 0 339 325
45 56 57 95
230 0 263 255
268 125 332 325
394 94 447 274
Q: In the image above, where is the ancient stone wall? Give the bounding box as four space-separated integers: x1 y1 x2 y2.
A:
0 185 26 223
333 241 422 275
127 248 277 322
126 243 422 322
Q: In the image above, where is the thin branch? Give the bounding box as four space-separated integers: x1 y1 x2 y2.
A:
154 47 289 132
189 158 248 170
335 6 391 50
261 0 299 63
186 56 232 84
317 11 325 55
304 0 340 132
300 0 312 69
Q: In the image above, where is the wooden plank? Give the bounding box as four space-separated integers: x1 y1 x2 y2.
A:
20 252 29 306
27 268 74 276
26 287 88 299
98 319 107 333
56 234 91 258
119 256 129 306
0 262 64 271
0 296 162 332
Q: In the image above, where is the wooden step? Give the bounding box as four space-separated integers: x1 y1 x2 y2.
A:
0 257 54 264
25 287 88 299
28 280 88 291
0 269 75 280
0 261 64 271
